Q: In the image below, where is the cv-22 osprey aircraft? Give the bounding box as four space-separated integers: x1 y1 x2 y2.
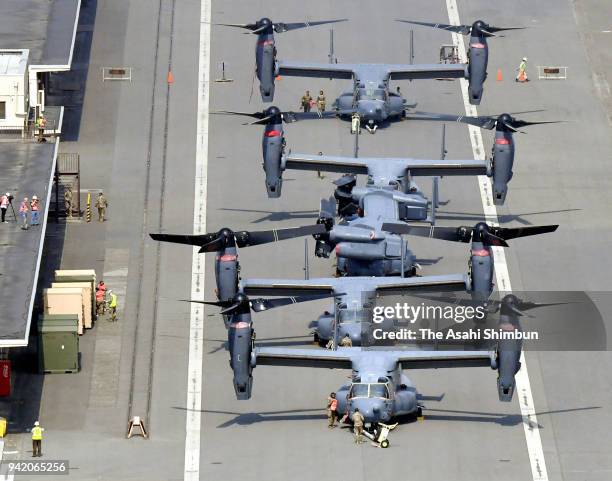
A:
149 223 327 305
228 345 520 446
240 273 475 346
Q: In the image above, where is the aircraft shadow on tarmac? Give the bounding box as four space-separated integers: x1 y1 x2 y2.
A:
219 207 320 223
422 406 601 428
434 208 582 225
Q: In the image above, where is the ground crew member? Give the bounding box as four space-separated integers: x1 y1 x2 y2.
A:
30 195 40 226
19 197 29 230
64 187 73 218
516 57 528 82
351 113 361 134
95 287 105 315
327 392 338 428
31 421 44 457
95 192 108 222
300 90 313 112
316 90 326 112
340 334 353 347
317 151 325 179
352 408 365 443
36 115 46 142
107 289 118 321
1 193 9 223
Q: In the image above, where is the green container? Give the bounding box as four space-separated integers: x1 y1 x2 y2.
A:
38 315 79 374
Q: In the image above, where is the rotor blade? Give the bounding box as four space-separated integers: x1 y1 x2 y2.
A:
214 22 258 31
220 302 243 315
198 236 224 253
235 224 327 248
482 230 509 248
493 225 559 241
149 232 217 246
246 115 274 125
510 120 563 129
181 298 233 308
274 19 348 33
395 19 471 35
212 110 266 119
484 26 526 33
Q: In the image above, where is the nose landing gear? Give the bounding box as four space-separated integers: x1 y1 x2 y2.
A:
362 422 398 448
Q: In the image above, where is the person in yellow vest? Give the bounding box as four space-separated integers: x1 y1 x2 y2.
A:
107 290 118 321
36 115 47 142
31 421 44 457
516 57 528 82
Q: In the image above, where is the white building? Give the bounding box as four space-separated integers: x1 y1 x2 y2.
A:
0 49 30 129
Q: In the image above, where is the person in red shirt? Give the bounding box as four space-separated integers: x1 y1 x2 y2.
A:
19 197 29 230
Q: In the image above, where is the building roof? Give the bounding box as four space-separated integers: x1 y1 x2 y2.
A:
0 0 80 70
0 141 57 345
0 50 29 76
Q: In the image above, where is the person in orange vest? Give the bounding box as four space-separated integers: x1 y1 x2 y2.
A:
95 286 106 315
19 197 29 230
30 195 40 226
0 193 10 223
327 392 338 428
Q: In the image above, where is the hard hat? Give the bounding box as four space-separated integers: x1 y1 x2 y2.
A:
522 57 527 61
32 195 38 200
5 193 9 197
34 421 40 426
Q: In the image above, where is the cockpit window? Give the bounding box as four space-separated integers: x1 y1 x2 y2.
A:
369 383 389 399
349 383 390 399
349 383 369 398
361 88 386 100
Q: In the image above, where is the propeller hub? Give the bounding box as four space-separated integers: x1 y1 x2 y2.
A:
258 17 272 27
472 20 487 34
473 222 490 241
232 292 249 305
265 106 281 118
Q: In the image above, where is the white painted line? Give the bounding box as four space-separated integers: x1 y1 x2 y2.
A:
184 0 211 480
444 1 549 480
0 439 14 481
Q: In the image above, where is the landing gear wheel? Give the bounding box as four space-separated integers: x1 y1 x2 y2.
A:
380 439 390 449
313 333 320 345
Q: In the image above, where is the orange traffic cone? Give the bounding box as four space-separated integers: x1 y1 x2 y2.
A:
496 69 502 81
167 71 174 84
275 75 281 80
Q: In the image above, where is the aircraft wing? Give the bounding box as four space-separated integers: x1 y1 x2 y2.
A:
283 153 370 175
387 63 467 80
394 350 494 370
277 61 356 79
255 347 353 369
374 274 470 294
241 278 337 297
396 159 488 177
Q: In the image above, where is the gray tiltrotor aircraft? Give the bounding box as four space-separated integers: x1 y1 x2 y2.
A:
215 17 347 101
240 273 473 346
149 223 326 304
234 345 521 446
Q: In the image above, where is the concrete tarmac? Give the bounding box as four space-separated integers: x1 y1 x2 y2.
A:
17 0 612 480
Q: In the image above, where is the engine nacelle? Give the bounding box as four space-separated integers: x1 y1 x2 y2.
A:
257 42 276 102
215 249 239 304
467 39 488 105
262 127 285 197
228 316 255 400
490 134 515 205
494 346 521 402
469 244 494 302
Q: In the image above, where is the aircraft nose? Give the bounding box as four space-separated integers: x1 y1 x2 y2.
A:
351 399 386 423
338 323 362 345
